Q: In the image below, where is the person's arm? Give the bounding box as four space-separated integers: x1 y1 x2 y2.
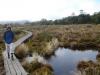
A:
13 31 14 39
3 32 6 41
11 31 14 41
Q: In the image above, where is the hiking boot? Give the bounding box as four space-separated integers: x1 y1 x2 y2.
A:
11 53 14 60
8 52 10 59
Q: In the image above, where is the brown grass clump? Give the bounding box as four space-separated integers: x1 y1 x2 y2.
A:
31 66 53 75
26 31 59 56
96 53 100 61
25 25 100 51
0 56 5 75
0 30 5 75
77 60 97 70
77 60 100 75
15 43 29 59
22 60 53 75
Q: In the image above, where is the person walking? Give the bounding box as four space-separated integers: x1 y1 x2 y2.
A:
3 26 14 60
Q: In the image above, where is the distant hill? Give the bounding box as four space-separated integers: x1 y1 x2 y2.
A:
0 20 31 25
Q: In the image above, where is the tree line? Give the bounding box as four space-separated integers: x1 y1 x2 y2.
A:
31 11 100 25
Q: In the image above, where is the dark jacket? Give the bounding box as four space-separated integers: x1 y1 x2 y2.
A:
4 30 14 44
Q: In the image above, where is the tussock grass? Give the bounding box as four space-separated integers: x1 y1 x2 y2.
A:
15 43 29 59
77 60 100 75
0 28 5 75
24 25 100 52
22 60 53 75
96 53 100 61
26 31 58 56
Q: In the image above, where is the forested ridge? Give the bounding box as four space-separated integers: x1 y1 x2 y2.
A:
31 11 100 25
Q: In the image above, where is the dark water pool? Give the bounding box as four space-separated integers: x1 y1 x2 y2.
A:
46 48 98 75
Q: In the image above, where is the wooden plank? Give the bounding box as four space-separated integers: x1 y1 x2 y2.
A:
7 59 17 75
10 57 22 75
13 55 28 75
6 54 17 75
3 52 11 75
14 32 32 47
3 51 28 75
4 51 17 75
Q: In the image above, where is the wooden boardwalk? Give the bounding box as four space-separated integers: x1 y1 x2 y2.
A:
3 31 32 75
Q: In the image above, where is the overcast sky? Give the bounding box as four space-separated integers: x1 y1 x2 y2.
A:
0 0 100 21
